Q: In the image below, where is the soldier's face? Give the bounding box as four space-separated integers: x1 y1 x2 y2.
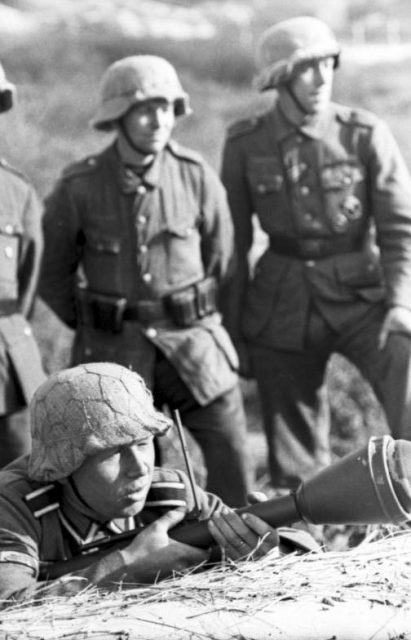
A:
70 435 155 520
121 98 175 154
289 56 334 114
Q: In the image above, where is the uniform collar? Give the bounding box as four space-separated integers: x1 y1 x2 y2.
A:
60 479 136 548
113 139 164 190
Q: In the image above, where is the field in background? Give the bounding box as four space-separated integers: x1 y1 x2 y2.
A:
0 22 407 493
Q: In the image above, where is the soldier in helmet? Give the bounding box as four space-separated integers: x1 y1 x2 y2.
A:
0 63 45 468
221 17 411 491
38 55 250 507
0 362 280 602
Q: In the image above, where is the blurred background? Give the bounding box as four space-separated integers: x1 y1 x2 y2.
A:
1 0 410 486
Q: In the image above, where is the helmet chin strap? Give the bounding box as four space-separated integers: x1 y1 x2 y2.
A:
284 82 311 118
117 119 154 161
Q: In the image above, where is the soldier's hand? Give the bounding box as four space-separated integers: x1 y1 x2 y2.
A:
378 306 411 349
207 506 278 561
122 508 210 582
235 340 254 379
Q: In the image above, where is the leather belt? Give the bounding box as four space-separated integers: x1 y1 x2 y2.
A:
123 300 168 323
269 236 362 260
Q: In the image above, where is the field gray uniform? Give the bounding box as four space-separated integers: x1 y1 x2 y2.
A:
0 161 45 467
0 457 221 601
39 141 249 506
221 98 411 488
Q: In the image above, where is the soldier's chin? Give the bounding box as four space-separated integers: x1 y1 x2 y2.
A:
120 489 149 513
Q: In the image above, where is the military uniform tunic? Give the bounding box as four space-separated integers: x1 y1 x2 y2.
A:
39 141 249 506
0 456 221 601
0 161 45 467
221 97 411 488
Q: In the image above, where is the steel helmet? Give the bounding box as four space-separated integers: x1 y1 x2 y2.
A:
91 55 191 131
0 63 15 113
255 16 340 91
28 362 172 482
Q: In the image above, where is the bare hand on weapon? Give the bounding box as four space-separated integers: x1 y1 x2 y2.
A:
207 504 279 561
121 508 210 581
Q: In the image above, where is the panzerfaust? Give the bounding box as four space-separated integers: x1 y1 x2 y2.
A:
42 435 411 579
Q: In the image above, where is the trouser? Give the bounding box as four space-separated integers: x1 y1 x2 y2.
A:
249 303 411 489
153 350 250 507
0 406 31 469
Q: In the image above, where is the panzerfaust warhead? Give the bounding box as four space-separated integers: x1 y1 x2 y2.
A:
42 436 411 579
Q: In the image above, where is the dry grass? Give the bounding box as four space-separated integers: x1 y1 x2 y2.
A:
1 528 411 639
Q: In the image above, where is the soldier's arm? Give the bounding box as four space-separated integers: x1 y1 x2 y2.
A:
219 136 254 346
198 161 236 283
18 186 43 317
367 118 411 310
38 181 81 328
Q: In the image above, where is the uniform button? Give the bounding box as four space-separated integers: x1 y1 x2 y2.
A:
140 244 148 254
300 186 310 196
87 157 96 166
85 347 92 356
4 246 13 259
138 215 147 225
305 260 316 267
23 326 32 336
142 272 152 283
137 185 147 195
146 327 157 339
256 184 267 194
4 224 13 234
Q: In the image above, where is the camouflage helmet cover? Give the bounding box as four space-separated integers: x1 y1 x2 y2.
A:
91 55 191 131
255 16 340 91
0 63 15 113
28 362 172 482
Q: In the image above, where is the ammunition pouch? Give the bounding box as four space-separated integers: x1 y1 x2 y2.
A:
76 277 217 333
76 288 127 333
165 277 217 328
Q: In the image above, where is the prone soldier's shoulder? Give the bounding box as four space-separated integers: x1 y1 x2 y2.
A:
152 467 186 485
226 114 263 141
335 103 379 129
167 139 203 165
60 155 101 182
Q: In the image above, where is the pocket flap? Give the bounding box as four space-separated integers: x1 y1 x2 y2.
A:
335 253 382 287
247 156 284 194
87 231 121 254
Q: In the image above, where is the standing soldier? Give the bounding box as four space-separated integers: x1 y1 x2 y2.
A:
39 55 249 506
0 63 45 468
221 17 411 492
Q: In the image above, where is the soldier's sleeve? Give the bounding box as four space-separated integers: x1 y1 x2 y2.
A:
219 134 254 343
198 160 236 284
0 491 41 603
368 118 411 309
18 185 43 318
38 179 81 328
